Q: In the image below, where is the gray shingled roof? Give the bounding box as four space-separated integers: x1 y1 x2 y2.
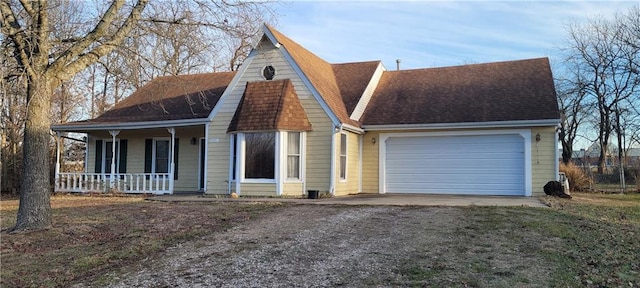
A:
332 61 381 115
361 58 559 125
55 72 235 127
227 79 312 133
53 26 559 132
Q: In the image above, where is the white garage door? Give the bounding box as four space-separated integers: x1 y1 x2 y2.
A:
384 134 525 195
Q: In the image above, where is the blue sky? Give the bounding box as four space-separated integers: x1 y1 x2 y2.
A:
272 1 638 70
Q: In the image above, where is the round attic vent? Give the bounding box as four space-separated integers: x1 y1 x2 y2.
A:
263 65 276 80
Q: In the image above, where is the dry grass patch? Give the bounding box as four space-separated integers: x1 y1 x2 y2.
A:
560 162 593 191
394 193 640 287
0 194 283 287
539 193 640 286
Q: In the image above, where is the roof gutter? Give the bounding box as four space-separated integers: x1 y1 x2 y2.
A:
362 119 561 131
50 118 209 132
341 123 364 134
329 124 341 196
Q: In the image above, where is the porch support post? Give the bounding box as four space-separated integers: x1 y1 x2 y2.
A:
109 130 120 188
54 132 62 190
167 127 175 194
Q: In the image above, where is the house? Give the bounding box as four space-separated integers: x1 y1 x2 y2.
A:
562 146 640 168
51 24 560 197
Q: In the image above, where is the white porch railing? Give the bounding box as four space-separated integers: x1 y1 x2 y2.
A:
55 173 172 195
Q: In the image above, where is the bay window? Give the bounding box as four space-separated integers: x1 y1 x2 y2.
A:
340 133 347 180
244 132 275 179
287 132 301 180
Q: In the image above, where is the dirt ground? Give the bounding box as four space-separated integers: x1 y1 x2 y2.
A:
77 205 555 287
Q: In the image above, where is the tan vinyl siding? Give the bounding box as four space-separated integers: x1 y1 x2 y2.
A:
283 182 304 196
238 183 277 196
361 131 380 193
86 135 96 173
335 131 361 196
126 137 145 174
207 38 334 196
531 126 557 196
303 127 332 194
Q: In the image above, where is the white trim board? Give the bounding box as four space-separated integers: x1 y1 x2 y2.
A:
51 118 208 132
363 119 560 131
350 62 385 121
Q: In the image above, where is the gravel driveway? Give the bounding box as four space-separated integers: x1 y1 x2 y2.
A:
81 205 554 287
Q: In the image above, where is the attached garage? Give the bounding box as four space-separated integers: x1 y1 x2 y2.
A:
380 131 531 196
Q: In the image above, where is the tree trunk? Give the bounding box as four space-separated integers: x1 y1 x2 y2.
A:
597 143 607 174
13 76 52 232
562 146 573 164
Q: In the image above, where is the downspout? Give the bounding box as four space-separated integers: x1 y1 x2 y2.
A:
302 132 307 196
555 126 560 181
358 134 363 193
329 124 342 195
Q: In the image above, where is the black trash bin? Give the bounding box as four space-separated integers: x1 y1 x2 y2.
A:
307 190 319 199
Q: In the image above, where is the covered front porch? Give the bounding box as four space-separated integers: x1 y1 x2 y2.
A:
51 124 208 195
49 71 236 195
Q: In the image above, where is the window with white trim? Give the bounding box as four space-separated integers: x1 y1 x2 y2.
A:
287 132 301 180
339 133 347 180
103 140 119 173
153 139 170 173
245 132 275 179
231 134 238 180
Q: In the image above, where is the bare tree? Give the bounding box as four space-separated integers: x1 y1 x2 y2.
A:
556 75 589 164
1 33 27 195
1 0 151 232
1 0 276 232
72 1 271 121
563 7 640 174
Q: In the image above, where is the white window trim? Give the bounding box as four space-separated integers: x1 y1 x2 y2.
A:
285 131 304 183
339 132 348 182
240 132 278 184
230 134 238 182
101 138 120 174
151 138 171 174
